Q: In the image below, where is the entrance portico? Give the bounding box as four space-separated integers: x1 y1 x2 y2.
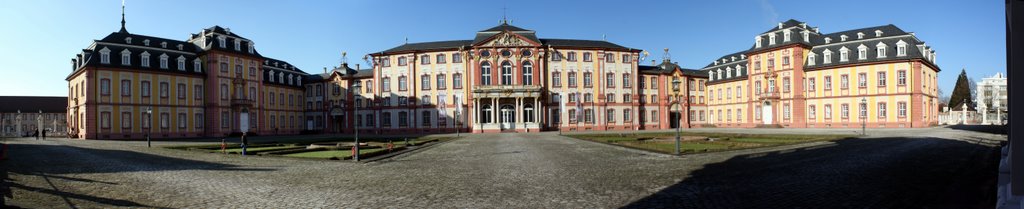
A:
472 85 542 133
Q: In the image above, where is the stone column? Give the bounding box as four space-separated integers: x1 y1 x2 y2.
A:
492 98 498 124
516 97 523 126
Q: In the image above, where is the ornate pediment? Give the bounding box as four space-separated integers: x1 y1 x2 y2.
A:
482 32 535 47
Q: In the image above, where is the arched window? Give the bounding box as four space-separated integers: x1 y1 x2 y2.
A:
521 61 533 85
481 104 492 123
523 104 534 122
501 61 513 85
480 62 492 85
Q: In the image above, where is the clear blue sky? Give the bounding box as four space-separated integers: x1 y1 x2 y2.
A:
0 0 1005 97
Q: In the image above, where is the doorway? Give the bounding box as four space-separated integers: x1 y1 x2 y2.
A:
500 104 515 130
762 101 773 125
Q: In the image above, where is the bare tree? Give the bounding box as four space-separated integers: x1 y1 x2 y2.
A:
968 77 978 104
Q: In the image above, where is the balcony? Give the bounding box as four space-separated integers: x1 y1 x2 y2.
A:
472 85 543 98
758 90 780 100
231 99 254 107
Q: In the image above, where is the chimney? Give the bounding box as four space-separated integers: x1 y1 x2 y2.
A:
324 67 327 74
813 27 819 33
651 60 655 65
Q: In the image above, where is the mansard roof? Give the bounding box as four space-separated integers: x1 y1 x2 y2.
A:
372 23 637 55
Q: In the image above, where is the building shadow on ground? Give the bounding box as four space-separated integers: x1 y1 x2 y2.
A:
622 137 1000 209
0 144 274 208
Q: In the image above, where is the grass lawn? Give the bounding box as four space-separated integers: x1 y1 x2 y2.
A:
283 148 384 159
223 145 302 153
570 132 851 155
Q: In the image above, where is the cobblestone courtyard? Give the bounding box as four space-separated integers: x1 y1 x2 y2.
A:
0 126 1006 208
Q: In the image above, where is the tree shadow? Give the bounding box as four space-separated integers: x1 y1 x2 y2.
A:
622 137 1000 209
947 124 1007 135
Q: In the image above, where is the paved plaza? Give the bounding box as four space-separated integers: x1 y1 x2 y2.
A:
0 126 1006 208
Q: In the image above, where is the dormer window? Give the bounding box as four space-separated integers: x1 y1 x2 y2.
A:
217 36 226 48
269 70 275 82
100 47 111 64
755 36 762 48
296 77 301 85
125 37 132 44
177 44 183 50
839 47 850 62
277 72 284 82
741 54 746 59
143 39 150 46
876 42 888 58
287 74 293 85
177 56 186 71
808 52 817 65
120 49 131 66
159 54 169 69
161 42 167 48
896 40 908 56
194 59 202 72
726 67 733 78
141 52 151 67
857 32 865 39
801 31 809 42
716 69 723 79
768 33 776 45
857 45 868 60
248 43 254 53
714 60 719 65
823 49 832 64
731 56 736 62
875 30 883 37
708 71 715 81
841 35 848 42
234 40 241 51
824 37 832 44
783 29 791 42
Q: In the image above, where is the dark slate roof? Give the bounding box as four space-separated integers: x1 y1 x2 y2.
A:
639 60 707 77
762 19 808 34
0 96 68 113
541 39 633 50
472 23 542 45
261 57 308 87
706 66 749 84
70 31 206 78
480 23 531 32
376 40 472 54
751 21 821 53
703 50 749 68
187 25 261 56
306 64 373 82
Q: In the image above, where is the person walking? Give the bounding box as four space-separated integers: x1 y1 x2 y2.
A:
240 133 248 156
41 129 46 139
34 129 38 140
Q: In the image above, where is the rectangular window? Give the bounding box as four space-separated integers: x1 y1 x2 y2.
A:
568 72 577 87
177 84 186 99
194 85 203 100
783 77 791 93
100 79 111 96
120 79 131 96
606 93 615 103
160 113 169 129
624 109 632 122
825 104 833 119
824 76 832 90
840 75 849 89
878 103 887 118
453 74 463 89
841 104 850 119
159 82 169 98
583 72 592 88
605 53 614 63
651 110 659 122
878 72 887 87
436 54 446 64
897 70 907 85
421 55 430 65
100 112 111 129
606 109 615 123
898 102 907 117
421 75 430 90
121 112 132 129
606 73 615 88
583 52 592 62
784 104 791 119
651 77 658 89
195 113 204 129
453 53 462 63
808 78 816 92
584 109 594 123
809 105 817 119
178 113 187 129
859 103 867 118
623 74 631 88
398 76 408 91
221 112 229 128
552 72 561 87
858 73 867 88
437 74 446 90
622 54 631 63
623 94 632 103
398 112 408 127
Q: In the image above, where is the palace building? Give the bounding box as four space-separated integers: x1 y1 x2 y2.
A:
703 19 940 128
67 14 940 139
66 7 308 139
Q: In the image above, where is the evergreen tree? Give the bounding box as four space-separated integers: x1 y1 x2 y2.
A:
948 68 975 111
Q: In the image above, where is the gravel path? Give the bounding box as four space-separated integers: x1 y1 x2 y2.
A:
0 126 1005 208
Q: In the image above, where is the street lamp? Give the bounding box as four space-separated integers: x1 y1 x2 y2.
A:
37 110 43 139
860 98 867 136
352 81 361 161
672 79 682 155
146 107 152 147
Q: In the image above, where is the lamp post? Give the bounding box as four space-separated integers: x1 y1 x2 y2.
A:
860 98 867 136
37 110 43 139
352 82 361 162
672 79 682 155
146 107 152 147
